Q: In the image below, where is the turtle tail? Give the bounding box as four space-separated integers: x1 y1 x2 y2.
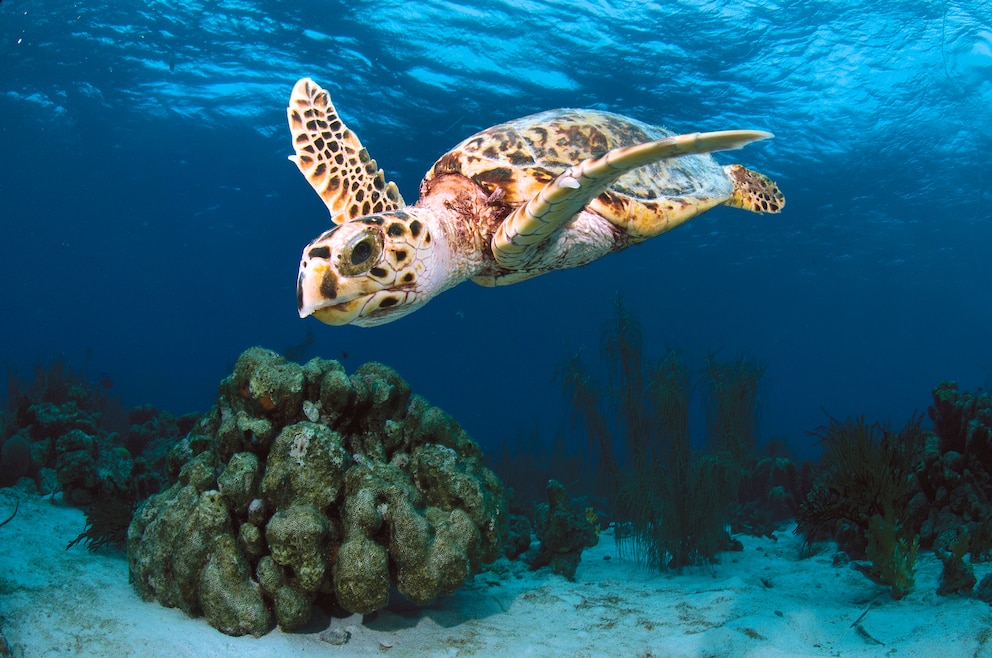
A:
723 164 785 214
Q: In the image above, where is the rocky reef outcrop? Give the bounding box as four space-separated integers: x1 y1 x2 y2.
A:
127 347 507 636
916 382 992 558
0 362 193 506
528 479 598 580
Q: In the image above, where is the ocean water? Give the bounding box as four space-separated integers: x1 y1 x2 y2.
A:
2 0 991 461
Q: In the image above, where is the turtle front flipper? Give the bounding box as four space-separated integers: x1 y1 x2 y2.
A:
287 78 404 224
491 130 772 268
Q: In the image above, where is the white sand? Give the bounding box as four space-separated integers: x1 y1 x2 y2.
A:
1 486 990 658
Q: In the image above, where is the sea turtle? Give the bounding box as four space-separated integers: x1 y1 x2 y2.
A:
288 78 784 327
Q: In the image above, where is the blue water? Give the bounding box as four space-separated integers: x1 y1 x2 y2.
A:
2 0 991 460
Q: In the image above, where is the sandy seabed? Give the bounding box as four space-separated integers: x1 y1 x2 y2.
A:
1 487 990 658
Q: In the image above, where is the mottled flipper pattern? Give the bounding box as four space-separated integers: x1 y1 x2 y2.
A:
491 130 774 268
722 164 785 214
287 78 404 224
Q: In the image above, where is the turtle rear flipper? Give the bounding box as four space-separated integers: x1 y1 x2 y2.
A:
287 78 404 224
722 164 785 214
491 130 773 268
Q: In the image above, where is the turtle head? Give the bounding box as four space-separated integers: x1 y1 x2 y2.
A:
297 209 446 327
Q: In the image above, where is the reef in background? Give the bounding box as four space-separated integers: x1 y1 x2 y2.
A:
0 359 196 549
793 381 992 601
126 347 508 637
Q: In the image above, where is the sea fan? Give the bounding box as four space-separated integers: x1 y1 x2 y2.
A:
66 483 136 552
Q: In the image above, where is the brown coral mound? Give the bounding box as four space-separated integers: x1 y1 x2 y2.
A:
127 347 507 637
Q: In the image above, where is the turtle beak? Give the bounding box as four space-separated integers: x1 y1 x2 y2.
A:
297 261 365 325
297 261 328 319
300 252 405 326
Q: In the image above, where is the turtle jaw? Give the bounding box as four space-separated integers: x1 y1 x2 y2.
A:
296 238 428 327
304 297 364 326
301 288 414 327
310 290 423 327
297 261 386 326
301 290 424 327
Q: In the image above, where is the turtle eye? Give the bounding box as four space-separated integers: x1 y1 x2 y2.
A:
351 239 373 266
339 228 383 276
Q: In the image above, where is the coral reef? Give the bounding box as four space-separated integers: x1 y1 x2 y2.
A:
795 415 924 555
1 359 194 503
504 514 533 559
791 381 992 600
859 512 919 599
976 573 992 604
0 435 31 484
65 481 138 551
795 414 929 598
918 382 992 557
127 347 507 637
732 453 816 539
935 529 976 596
528 480 598 580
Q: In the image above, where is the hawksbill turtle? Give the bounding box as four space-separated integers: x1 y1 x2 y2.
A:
288 78 784 326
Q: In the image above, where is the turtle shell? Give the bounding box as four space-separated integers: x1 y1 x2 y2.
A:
423 109 733 237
